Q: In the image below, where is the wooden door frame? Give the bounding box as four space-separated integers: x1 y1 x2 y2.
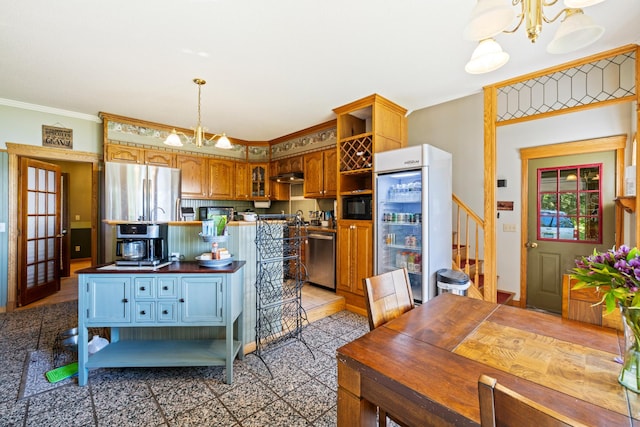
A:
60 172 71 278
483 44 640 305
6 143 101 311
519 135 626 308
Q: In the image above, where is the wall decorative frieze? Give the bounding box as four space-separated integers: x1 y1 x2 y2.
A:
271 127 337 160
247 145 270 161
104 118 337 161
106 121 247 160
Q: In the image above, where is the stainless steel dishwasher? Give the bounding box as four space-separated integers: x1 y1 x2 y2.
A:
306 231 336 290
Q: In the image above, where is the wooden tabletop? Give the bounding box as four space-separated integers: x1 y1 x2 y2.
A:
337 293 640 426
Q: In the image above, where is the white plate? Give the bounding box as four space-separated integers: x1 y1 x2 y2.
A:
195 255 234 268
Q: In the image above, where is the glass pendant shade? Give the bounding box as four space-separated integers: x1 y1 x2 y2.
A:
464 0 515 41
547 9 604 54
215 134 232 149
465 38 510 74
164 129 184 147
162 78 232 149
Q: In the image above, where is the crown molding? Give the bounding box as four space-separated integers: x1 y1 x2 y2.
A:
0 98 102 123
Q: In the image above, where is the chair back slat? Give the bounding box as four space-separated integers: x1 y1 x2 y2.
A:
364 268 414 331
478 374 588 427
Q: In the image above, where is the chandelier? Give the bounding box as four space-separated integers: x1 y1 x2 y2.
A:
164 78 232 149
464 0 606 74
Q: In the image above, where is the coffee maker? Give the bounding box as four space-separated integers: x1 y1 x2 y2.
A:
115 223 168 266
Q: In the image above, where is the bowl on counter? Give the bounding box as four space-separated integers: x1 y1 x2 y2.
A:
238 212 257 222
196 253 234 268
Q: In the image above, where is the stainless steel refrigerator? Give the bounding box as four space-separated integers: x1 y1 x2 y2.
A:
102 162 181 263
373 144 452 303
105 162 181 222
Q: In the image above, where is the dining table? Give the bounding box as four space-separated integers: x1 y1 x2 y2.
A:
336 292 640 426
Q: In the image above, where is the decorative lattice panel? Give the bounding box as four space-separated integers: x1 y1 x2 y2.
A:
340 135 373 172
497 51 636 122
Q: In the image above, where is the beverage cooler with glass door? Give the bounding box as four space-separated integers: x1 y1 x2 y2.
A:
373 144 452 303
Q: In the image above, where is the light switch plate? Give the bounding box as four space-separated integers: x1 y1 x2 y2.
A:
503 224 516 232
0 222 5 233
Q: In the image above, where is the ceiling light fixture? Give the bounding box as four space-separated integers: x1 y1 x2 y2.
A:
164 78 232 149
464 0 606 74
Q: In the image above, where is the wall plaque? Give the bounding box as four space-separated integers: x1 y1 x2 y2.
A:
42 125 73 149
497 201 514 211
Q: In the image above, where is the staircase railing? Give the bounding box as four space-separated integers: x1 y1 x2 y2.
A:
452 194 485 300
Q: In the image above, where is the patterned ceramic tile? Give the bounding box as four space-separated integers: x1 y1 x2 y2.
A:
217 380 279 420
1 301 369 427
282 379 336 421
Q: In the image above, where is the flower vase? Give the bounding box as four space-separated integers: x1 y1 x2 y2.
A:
619 306 640 393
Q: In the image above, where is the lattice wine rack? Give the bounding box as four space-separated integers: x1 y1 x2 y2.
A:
252 214 313 377
340 134 373 172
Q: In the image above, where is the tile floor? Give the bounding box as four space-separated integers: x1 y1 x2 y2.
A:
0 300 371 426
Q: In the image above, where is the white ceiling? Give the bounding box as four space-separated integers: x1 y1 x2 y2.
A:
1 0 638 142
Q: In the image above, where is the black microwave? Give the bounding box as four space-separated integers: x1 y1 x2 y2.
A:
198 206 234 222
343 195 372 220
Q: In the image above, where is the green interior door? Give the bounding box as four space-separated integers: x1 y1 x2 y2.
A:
526 151 616 313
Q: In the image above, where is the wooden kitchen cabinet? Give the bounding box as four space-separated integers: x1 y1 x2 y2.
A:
275 155 303 174
106 144 143 164
270 160 290 201
235 161 250 200
176 154 208 199
144 149 176 167
304 148 337 198
209 159 235 199
336 220 372 311
323 149 337 196
250 163 269 199
290 156 303 173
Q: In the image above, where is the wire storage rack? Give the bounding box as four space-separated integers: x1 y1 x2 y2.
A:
253 214 313 376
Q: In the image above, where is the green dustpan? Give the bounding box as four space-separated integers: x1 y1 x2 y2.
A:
45 362 78 383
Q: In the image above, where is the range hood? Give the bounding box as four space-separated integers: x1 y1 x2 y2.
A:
270 172 304 184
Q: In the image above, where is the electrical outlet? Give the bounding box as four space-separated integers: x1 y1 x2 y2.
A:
75 215 80 220
503 224 516 232
75 245 81 252
0 222 5 233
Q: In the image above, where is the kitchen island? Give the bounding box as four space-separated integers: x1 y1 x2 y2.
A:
76 261 245 386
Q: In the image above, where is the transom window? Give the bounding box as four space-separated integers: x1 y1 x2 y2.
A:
538 164 602 243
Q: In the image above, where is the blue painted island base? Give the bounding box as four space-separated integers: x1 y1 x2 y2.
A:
76 261 245 386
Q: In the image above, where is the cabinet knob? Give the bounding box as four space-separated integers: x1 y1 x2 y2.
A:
179 298 185 303
163 310 169 315
123 298 128 303
140 310 146 315
140 286 146 291
163 286 169 291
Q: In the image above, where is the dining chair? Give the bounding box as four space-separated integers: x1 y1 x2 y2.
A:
478 374 588 427
363 268 414 427
363 267 415 331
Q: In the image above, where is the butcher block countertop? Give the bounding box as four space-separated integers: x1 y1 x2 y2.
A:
76 261 246 275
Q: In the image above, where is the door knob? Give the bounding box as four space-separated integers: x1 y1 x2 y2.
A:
525 241 538 248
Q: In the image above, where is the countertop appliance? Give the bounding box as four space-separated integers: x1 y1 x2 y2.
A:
306 231 336 290
180 207 195 221
373 144 452 303
115 223 169 266
105 162 181 222
198 206 234 222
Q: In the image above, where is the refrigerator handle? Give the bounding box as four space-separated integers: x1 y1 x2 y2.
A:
142 178 148 221
175 197 181 221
